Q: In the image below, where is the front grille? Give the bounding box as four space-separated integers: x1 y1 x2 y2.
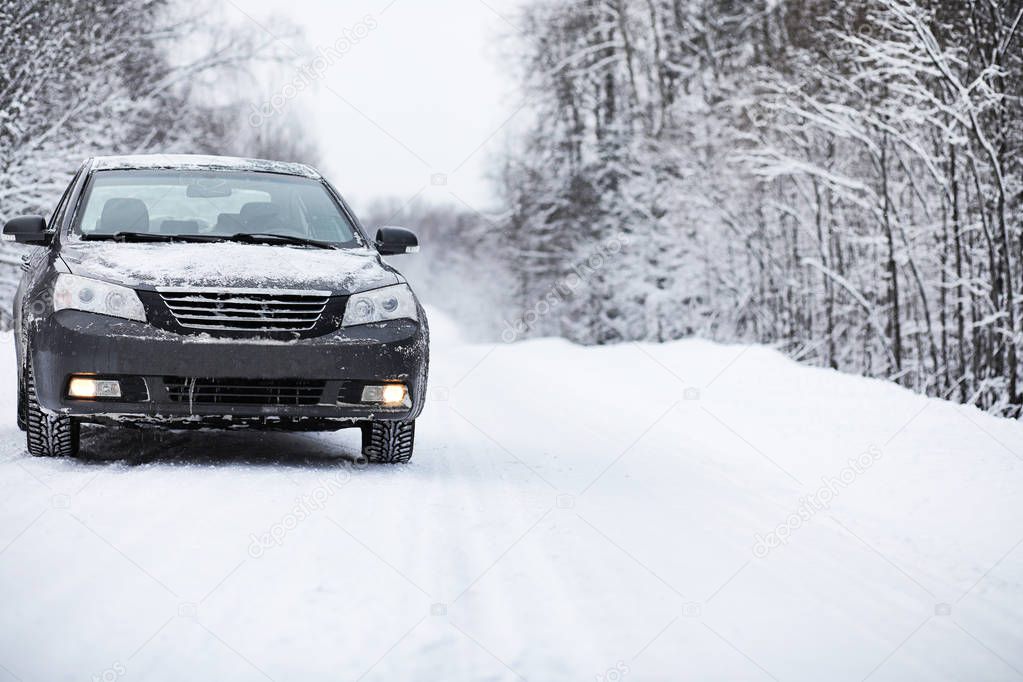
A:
165 377 327 406
157 287 330 332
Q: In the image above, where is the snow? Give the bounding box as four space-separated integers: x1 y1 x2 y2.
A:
90 155 321 178
61 242 395 292
1 308 1021 681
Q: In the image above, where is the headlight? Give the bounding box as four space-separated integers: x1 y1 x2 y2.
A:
53 274 147 322
342 284 418 327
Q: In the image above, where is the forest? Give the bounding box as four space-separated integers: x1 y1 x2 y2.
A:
402 0 1023 417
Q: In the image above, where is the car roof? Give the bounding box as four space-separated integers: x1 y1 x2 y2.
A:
88 154 322 179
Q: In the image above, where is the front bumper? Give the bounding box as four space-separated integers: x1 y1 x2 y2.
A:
31 310 428 426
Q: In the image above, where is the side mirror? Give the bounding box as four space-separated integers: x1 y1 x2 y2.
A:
375 226 419 256
2 215 50 246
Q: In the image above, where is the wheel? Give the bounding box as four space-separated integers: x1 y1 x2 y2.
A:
361 421 415 464
25 361 79 458
16 377 27 432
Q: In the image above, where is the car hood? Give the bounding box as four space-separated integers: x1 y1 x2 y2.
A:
59 241 401 295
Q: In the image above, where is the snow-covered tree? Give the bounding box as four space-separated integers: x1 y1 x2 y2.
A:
0 0 292 325
486 0 1023 416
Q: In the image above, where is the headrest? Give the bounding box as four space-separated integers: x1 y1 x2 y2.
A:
240 202 279 220
215 213 243 233
97 198 150 234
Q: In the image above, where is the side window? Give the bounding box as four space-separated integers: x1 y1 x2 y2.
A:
47 168 84 233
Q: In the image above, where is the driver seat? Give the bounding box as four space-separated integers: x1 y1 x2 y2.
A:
239 202 283 231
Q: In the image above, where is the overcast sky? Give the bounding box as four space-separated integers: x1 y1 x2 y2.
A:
228 0 527 214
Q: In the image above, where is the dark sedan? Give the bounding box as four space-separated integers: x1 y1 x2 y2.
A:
4 154 428 463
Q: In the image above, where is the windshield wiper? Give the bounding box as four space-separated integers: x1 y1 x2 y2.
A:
227 233 336 250
82 232 227 244
81 231 337 249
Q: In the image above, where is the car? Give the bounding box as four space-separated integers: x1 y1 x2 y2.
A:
4 154 428 463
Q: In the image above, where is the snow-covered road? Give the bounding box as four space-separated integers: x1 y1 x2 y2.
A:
1 311 1022 681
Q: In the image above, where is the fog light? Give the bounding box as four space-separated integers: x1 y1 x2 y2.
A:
381 384 407 405
67 377 122 399
361 384 408 406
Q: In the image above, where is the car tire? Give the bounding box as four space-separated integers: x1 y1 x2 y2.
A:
25 362 80 458
361 421 415 464
16 377 27 432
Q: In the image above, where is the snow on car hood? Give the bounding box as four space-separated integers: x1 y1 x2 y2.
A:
59 241 401 295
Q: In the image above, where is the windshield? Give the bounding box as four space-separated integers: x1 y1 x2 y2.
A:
73 169 362 247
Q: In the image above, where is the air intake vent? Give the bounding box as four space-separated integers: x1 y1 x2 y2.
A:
165 377 327 406
157 287 330 332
